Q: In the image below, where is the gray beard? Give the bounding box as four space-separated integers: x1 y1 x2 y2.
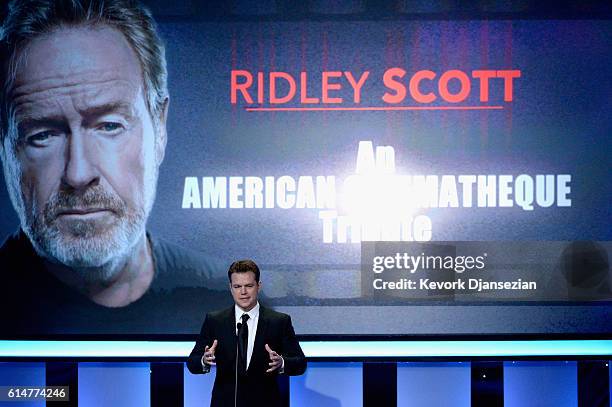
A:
30 216 145 284
22 186 148 284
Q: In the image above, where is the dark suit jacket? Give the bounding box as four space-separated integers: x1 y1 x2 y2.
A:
187 305 307 407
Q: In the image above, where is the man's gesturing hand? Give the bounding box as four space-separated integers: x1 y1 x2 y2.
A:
202 339 218 366
265 344 283 373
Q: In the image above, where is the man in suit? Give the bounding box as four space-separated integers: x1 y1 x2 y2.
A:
187 259 306 407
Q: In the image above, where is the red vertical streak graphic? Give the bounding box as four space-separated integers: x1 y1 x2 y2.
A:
410 23 421 148
385 29 394 140
479 21 490 154
322 26 328 125
504 21 514 147
300 22 307 126
256 25 264 132
231 31 237 126
395 25 406 147
440 21 449 148
458 24 469 156
269 24 276 122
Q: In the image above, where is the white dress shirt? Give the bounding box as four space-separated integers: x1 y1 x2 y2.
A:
235 302 260 370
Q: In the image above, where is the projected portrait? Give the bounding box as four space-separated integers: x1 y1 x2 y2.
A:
0 0 225 335
0 0 610 339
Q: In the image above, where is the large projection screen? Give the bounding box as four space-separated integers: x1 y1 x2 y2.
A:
0 3 610 338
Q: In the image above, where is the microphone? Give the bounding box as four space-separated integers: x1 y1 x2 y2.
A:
235 319 245 407
235 322 241 407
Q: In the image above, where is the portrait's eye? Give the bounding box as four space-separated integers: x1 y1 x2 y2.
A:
97 122 124 134
26 131 57 147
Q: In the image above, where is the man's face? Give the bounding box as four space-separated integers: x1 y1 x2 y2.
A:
3 25 166 271
230 271 261 312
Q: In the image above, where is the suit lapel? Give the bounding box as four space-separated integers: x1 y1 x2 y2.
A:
249 305 268 372
222 306 237 364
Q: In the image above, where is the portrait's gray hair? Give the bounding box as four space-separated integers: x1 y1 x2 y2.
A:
0 0 168 149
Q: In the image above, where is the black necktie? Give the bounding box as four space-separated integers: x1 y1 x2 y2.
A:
238 313 250 374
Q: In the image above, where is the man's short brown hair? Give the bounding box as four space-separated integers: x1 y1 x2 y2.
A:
228 259 260 283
